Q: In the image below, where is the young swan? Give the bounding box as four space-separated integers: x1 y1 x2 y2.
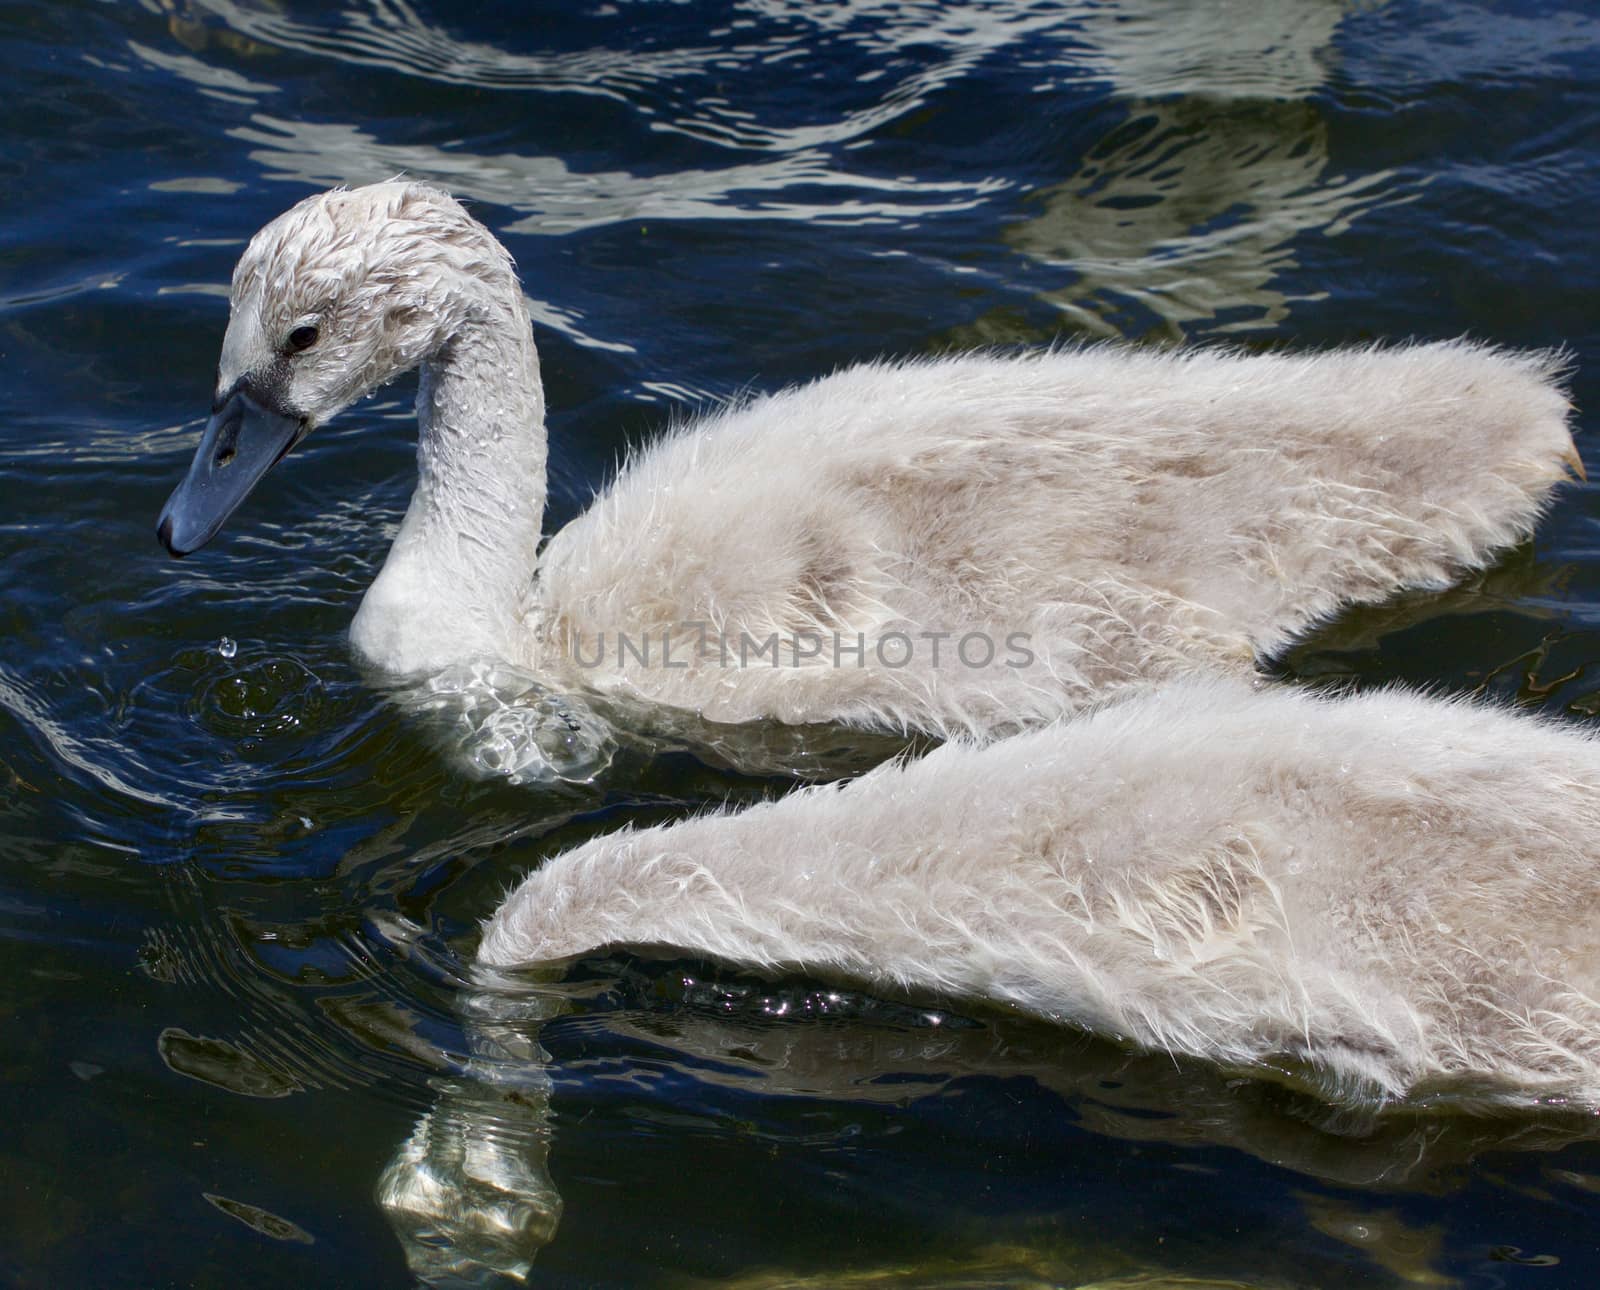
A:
481 678 1600 1108
158 181 1580 735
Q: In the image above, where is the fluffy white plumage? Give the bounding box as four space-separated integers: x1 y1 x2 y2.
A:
176 181 1579 736
482 678 1600 1108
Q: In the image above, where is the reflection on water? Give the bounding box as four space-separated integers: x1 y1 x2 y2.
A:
380 978 566 1286
1298 1193 1453 1289
380 959 1600 1285
1069 0 1345 100
998 0 1418 339
204 1192 317 1245
380 1075 563 1284
1008 97 1416 338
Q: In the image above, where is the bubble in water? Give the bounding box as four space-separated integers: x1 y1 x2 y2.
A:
218 636 237 659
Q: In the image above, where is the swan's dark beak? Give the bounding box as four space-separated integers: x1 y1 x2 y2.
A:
157 388 308 557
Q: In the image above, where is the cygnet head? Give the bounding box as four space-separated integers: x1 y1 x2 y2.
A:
157 181 517 557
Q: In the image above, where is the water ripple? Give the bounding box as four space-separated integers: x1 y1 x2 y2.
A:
176 0 724 101
230 113 1007 235
176 0 1088 151
143 869 475 1113
0 666 178 811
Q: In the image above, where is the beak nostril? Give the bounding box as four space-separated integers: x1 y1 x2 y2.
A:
213 411 242 469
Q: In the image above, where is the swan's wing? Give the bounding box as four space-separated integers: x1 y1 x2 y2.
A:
540 342 1575 725
482 678 1600 1106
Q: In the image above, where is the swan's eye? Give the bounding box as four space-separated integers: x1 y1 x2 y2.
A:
287 325 320 353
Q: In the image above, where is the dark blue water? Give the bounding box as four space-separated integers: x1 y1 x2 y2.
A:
4 0 1600 1285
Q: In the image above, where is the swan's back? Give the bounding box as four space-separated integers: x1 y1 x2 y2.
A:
483 678 1600 1106
535 342 1575 731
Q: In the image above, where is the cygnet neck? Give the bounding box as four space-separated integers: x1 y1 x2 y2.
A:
349 295 547 675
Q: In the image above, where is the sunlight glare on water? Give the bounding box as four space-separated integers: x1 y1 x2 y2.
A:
407 662 616 786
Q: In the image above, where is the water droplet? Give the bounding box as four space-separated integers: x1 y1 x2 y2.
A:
217 636 237 659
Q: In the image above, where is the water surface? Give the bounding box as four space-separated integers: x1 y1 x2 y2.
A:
3 1 1600 1285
